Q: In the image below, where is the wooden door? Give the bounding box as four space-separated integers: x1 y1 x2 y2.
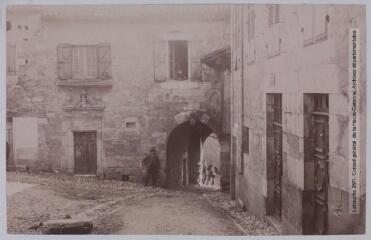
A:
74 132 97 174
312 101 329 234
272 94 283 218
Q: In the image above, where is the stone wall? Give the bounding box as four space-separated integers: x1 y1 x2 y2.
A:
231 4 366 234
6 5 230 185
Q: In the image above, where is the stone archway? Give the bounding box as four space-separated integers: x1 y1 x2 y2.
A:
165 110 225 189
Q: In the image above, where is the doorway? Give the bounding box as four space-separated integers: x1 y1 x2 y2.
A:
266 93 283 219
74 131 97 175
303 93 329 234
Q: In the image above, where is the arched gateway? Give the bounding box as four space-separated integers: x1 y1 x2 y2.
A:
165 110 229 190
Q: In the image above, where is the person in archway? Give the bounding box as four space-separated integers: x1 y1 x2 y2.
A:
201 162 207 184
206 164 217 186
142 147 160 188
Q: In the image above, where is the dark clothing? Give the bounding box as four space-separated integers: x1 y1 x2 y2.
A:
142 154 160 187
6 141 10 161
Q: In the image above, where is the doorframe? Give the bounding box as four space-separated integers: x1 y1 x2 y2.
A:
67 129 102 175
73 130 98 175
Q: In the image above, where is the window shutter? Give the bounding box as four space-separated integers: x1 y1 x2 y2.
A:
314 6 328 40
57 44 72 80
97 44 111 79
153 39 167 82
273 5 280 24
190 39 203 82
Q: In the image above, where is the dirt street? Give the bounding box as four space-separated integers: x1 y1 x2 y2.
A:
106 191 243 235
6 172 277 235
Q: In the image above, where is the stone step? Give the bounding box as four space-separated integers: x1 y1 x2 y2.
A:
40 218 93 234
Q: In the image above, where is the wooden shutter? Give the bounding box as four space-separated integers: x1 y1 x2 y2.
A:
72 46 84 79
57 44 72 80
97 44 111 79
153 39 167 82
189 39 203 82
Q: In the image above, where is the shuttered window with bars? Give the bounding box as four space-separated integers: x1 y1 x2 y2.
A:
57 44 111 80
267 4 281 57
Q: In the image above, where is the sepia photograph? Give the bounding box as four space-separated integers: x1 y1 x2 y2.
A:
2 0 368 238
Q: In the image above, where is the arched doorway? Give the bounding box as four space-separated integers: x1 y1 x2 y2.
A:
166 119 215 189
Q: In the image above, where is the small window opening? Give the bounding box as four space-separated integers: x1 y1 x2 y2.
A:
169 40 188 80
126 122 136 129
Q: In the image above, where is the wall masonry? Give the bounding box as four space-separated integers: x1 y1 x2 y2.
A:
231 4 366 235
6 5 230 186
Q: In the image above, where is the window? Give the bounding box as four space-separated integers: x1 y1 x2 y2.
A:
168 40 188 80
302 6 329 46
57 44 111 80
72 46 98 79
7 45 16 75
267 4 281 57
268 4 280 28
124 117 138 131
126 122 136 129
242 126 249 154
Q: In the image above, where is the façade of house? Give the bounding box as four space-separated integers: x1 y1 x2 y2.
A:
6 5 232 190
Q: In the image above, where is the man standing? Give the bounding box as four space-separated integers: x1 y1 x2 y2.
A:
6 141 10 168
142 147 160 187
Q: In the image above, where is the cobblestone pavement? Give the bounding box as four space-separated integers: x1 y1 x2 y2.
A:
6 172 278 235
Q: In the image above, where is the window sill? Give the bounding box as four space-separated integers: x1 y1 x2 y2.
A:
57 79 113 87
160 80 201 89
64 105 105 111
268 51 281 59
303 33 328 47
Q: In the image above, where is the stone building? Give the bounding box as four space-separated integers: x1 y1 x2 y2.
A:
230 4 366 235
6 5 232 189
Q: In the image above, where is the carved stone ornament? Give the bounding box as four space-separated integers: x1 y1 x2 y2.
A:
64 90 105 111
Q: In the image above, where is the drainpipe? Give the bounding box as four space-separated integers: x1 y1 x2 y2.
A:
240 5 245 174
